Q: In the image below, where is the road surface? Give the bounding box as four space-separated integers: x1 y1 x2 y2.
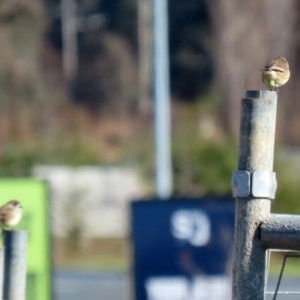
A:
54 270 299 300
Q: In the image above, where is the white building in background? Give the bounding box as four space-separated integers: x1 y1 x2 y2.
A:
32 165 147 238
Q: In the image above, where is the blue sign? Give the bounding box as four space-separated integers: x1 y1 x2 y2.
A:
131 198 235 300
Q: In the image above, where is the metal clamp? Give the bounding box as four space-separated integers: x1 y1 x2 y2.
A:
231 170 277 199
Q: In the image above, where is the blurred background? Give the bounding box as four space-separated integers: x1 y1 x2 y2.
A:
2 0 300 299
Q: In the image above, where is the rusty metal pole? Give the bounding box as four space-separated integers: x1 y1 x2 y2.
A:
3 230 28 300
153 0 173 199
231 90 277 300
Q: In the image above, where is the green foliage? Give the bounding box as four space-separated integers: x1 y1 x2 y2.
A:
173 138 237 196
272 149 300 214
170 101 237 196
0 138 102 177
55 237 129 271
0 144 36 176
173 135 300 215
41 139 103 166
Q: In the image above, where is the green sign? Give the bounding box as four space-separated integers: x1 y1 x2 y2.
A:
0 179 51 300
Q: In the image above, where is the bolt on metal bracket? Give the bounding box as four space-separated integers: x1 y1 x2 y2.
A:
231 170 250 198
231 170 277 199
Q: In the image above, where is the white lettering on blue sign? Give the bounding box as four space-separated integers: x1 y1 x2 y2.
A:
170 210 211 246
145 276 230 300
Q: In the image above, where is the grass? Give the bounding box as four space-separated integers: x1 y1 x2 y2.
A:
268 252 300 278
56 251 300 277
56 255 129 272
54 237 130 272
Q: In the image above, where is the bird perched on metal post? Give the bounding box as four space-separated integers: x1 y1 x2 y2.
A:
0 200 22 231
261 57 290 93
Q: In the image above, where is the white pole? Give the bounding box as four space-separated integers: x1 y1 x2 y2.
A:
153 0 173 199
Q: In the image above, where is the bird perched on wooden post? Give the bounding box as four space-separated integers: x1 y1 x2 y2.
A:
261 57 290 93
0 200 22 231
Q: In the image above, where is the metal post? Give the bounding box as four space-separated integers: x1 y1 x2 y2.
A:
153 0 173 199
261 215 300 250
0 247 4 300
3 230 28 300
232 90 277 300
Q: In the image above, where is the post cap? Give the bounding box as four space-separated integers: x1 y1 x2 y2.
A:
246 90 277 100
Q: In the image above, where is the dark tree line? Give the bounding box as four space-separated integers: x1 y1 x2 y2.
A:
46 0 213 112
5 0 300 144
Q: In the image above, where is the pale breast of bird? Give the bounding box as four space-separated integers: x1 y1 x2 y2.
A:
263 70 277 79
1 211 22 227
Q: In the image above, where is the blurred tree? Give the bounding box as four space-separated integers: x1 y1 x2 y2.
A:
45 0 300 143
283 1 300 146
137 0 153 113
208 0 297 136
45 0 213 112
169 0 213 101
0 0 47 139
74 32 138 114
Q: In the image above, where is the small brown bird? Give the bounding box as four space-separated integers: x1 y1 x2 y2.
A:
261 57 290 92
0 200 22 231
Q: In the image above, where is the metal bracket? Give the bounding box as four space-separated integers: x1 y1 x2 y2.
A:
231 170 250 198
231 170 277 199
